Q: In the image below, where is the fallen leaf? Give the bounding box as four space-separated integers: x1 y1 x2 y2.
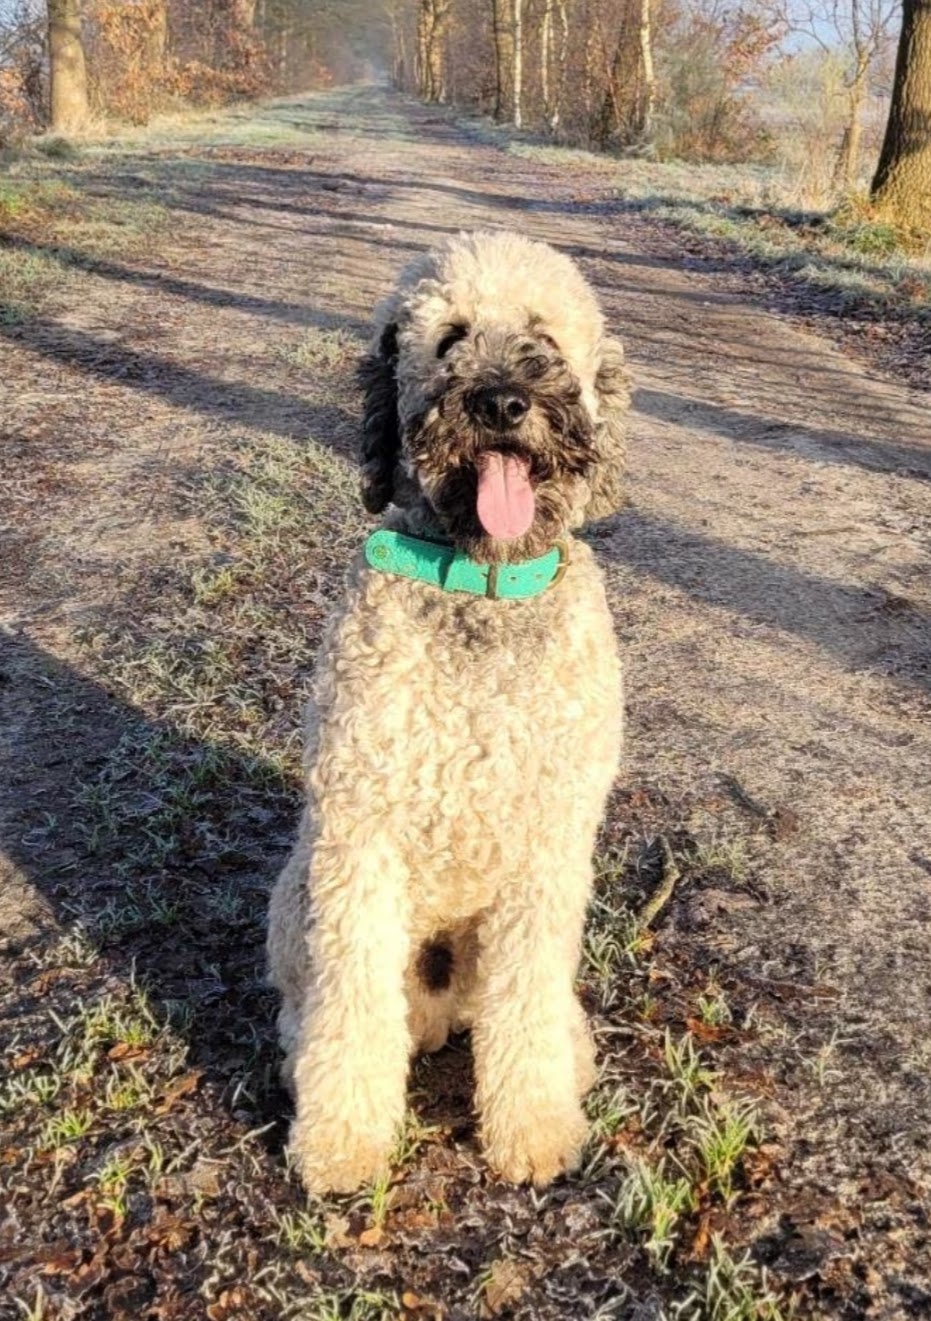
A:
154 1071 202 1113
402 1290 443 1317
481 1259 528 1318
685 1016 731 1043
60 1188 90 1210
358 1224 385 1248
688 1210 712 1261
12 1048 42 1069
41 1249 82 1275
107 1042 150 1062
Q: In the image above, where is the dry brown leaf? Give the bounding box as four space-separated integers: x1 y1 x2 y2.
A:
12 1048 43 1070
402 1291 444 1318
481 1259 528 1318
358 1224 385 1248
106 1041 150 1062
41 1249 82 1276
153 1070 202 1113
688 1210 712 1261
206 1288 248 1321
685 1016 732 1043
60 1187 90 1210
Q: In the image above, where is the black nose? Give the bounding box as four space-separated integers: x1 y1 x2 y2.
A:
469 384 530 431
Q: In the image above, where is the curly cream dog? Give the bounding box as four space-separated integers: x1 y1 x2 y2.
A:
267 230 628 1193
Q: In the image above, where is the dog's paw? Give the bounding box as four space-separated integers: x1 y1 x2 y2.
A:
288 1116 392 1195
482 1101 589 1187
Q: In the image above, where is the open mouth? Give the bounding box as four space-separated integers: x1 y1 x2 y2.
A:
475 449 536 541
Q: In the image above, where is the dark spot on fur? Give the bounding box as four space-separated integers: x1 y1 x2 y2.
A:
417 941 454 992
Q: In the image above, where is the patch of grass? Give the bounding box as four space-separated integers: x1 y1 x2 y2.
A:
90 1147 137 1216
607 1157 696 1270
304 1290 398 1321
0 246 63 323
697 983 733 1028
0 167 172 320
469 124 931 319
103 1064 157 1112
10 1288 49 1321
0 180 32 220
805 1026 850 1087
362 1169 395 1231
678 1236 792 1321
583 849 654 1009
391 1112 441 1166
587 1081 641 1141
0 1069 62 1116
687 1096 761 1204
275 325 361 372
40 1104 95 1147
662 1029 719 1110
34 136 82 160
76 988 161 1052
272 1206 329 1253
691 833 749 884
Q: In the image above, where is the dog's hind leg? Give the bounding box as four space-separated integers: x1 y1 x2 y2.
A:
288 832 412 1194
267 809 314 1096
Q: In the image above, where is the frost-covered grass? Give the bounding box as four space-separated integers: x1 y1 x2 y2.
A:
460 114 931 320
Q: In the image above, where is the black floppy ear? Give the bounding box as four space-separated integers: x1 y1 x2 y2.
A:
358 321 400 515
586 336 630 521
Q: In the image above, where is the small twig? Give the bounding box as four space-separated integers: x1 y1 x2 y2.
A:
638 836 681 929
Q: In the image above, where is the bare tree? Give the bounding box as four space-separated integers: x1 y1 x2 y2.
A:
512 0 523 126
870 0 931 229
417 0 451 101
762 0 898 189
638 0 656 138
492 0 512 120
385 0 412 86
48 0 89 132
593 0 650 148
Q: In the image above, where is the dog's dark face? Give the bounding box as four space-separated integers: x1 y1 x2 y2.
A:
359 235 629 563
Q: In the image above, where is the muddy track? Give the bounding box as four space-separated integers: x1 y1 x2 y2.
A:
2 86 930 1319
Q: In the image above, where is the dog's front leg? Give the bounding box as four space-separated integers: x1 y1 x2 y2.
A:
288 836 411 1194
473 874 591 1186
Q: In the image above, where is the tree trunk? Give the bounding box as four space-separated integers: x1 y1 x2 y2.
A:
541 0 551 124
48 0 89 132
417 0 449 103
834 55 869 191
145 1 169 73
638 0 655 138
551 0 568 130
492 0 512 121
871 0 931 229
593 5 641 149
512 0 522 128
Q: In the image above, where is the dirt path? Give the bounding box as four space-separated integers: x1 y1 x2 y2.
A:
2 87 930 1319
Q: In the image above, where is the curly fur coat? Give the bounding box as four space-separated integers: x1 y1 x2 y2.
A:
267 230 628 1193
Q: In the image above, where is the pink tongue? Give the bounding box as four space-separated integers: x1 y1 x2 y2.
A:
476 452 535 540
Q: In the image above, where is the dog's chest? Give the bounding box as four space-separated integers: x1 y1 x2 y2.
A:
310 564 622 907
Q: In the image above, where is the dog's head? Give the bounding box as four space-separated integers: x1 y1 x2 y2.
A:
359 231 629 562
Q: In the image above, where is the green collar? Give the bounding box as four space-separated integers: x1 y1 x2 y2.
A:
364 528 568 600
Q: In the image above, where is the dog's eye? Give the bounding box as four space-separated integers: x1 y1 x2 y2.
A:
436 324 469 359
524 355 550 380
